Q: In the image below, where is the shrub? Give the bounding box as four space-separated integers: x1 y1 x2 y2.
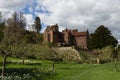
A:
53 47 81 62
79 50 96 63
99 46 114 63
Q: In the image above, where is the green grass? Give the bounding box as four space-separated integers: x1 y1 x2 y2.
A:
42 62 120 80
0 56 120 80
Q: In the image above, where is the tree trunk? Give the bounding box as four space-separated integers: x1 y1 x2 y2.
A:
114 60 117 72
96 58 100 64
22 58 25 64
52 61 55 73
1 54 7 77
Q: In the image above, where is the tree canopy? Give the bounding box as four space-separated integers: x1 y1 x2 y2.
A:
0 12 27 76
34 16 41 33
88 25 118 49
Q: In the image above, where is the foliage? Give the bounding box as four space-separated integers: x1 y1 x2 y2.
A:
0 12 26 76
91 45 119 64
34 16 41 33
7 12 26 29
116 45 120 59
101 46 114 60
0 12 4 42
111 46 120 72
79 45 118 64
47 42 57 47
11 44 33 64
79 50 96 63
0 22 4 42
52 47 81 62
4 12 26 45
0 12 2 23
96 46 114 63
88 25 118 49
24 31 43 44
34 45 61 62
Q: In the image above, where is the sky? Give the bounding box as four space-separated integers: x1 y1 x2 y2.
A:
0 0 120 43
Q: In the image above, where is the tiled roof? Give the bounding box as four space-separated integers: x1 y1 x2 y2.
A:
72 32 87 36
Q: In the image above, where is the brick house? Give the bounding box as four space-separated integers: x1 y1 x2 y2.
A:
43 24 89 49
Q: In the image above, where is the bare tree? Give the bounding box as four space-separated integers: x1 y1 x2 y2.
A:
0 12 26 76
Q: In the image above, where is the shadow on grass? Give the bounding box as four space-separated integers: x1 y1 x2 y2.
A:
0 68 54 80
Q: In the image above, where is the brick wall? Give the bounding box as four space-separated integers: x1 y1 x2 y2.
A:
74 36 87 49
44 25 89 49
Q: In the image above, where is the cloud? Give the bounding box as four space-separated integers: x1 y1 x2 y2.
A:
1 0 120 43
24 14 34 30
0 0 33 9
36 0 120 42
0 0 34 19
0 0 34 30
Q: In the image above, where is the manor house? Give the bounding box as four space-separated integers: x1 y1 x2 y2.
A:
43 24 89 49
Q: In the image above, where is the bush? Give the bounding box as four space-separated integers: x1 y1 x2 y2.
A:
53 47 81 62
98 46 114 63
92 46 115 64
79 50 96 64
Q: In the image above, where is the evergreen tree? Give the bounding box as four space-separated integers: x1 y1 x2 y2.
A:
88 25 118 49
34 17 41 33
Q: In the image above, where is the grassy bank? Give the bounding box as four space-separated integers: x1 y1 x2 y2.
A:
0 56 120 80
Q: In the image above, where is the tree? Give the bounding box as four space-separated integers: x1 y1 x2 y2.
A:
12 42 29 64
0 13 4 42
0 13 6 77
100 46 114 63
42 47 60 73
0 12 2 22
116 45 120 59
24 31 43 44
111 45 120 72
34 44 62 73
34 17 41 33
6 12 26 43
88 25 118 49
0 12 26 76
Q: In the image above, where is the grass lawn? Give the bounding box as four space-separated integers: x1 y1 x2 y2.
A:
46 62 120 80
0 56 120 80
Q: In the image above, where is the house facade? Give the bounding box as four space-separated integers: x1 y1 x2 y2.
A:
43 24 89 49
